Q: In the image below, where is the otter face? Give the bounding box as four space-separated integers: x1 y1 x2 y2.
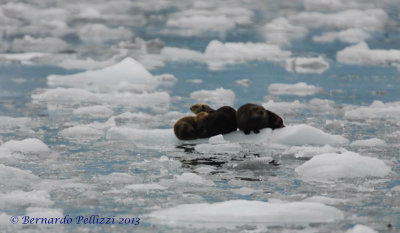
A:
190 104 206 114
252 106 267 119
268 111 285 129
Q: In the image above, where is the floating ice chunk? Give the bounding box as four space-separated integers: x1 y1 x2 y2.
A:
204 40 291 70
303 196 347 205
0 52 47 64
190 88 235 107
272 124 349 146
303 0 373 11
0 116 31 130
154 74 178 86
235 79 251 87
350 138 387 147
284 145 346 158
165 14 235 37
0 190 53 208
285 56 329 74
344 100 400 120
32 87 170 111
263 100 307 115
174 173 214 186
289 9 388 31
392 186 400 192
337 42 400 67
0 164 40 189
11 35 68 53
268 82 323 96
313 28 370 44
60 125 104 140
72 105 113 118
124 183 167 192
106 127 179 149
346 224 378 233
148 200 343 228
232 187 258 196
161 40 291 70
26 207 63 219
2 138 49 153
94 172 139 185
47 57 158 91
295 152 391 181
114 112 159 128
78 24 133 43
263 17 308 47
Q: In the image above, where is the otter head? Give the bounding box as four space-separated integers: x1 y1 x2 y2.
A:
267 110 285 129
251 106 267 119
190 103 213 114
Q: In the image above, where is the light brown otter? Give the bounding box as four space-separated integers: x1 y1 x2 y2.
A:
236 103 284 135
190 103 216 114
173 112 208 140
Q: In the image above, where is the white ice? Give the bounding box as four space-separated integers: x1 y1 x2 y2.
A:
337 42 400 68
313 28 370 44
190 87 235 107
346 224 378 233
262 17 308 47
147 200 343 229
1 138 49 154
0 190 53 209
344 100 400 121
285 56 329 74
72 105 114 118
268 82 323 96
296 151 391 182
350 138 387 147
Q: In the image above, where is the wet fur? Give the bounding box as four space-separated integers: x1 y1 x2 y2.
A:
236 103 284 135
197 106 237 138
174 112 208 140
190 103 216 114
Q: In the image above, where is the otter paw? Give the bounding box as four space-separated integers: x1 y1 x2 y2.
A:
244 130 251 135
253 129 260 134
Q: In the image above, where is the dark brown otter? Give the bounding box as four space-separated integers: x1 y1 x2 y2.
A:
196 106 237 138
173 112 208 140
190 103 216 114
236 103 284 135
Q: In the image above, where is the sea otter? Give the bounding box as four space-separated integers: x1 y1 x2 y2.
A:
196 106 237 138
190 103 216 114
174 112 208 140
236 103 284 134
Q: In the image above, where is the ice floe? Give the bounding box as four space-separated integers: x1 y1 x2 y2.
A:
285 56 329 74
107 124 348 150
262 17 308 47
337 42 400 68
161 40 291 70
47 57 158 91
289 9 388 32
350 138 387 147
344 100 400 121
296 152 391 181
72 105 113 118
313 28 370 44
77 24 133 43
2 138 49 154
0 164 40 189
123 183 167 192
0 190 53 208
10 35 68 53
346 224 378 233
190 87 235 107
148 200 343 229
283 145 347 158
195 135 242 154
268 82 323 96
173 172 214 186
303 196 347 205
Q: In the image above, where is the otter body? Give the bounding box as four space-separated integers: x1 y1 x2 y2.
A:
197 106 237 138
174 112 208 140
236 103 284 135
